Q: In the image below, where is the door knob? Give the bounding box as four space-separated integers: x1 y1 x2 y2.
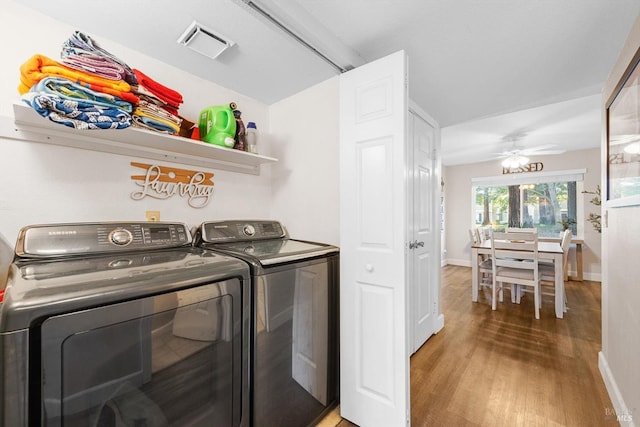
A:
408 240 424 249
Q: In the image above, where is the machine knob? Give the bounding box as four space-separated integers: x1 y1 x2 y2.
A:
243 224 256 237
109 228 133 246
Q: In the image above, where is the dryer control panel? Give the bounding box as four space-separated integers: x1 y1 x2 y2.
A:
16 222 191 258
199 220 286 243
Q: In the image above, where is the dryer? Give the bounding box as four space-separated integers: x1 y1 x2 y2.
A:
193 220 339 427
0 222 250 427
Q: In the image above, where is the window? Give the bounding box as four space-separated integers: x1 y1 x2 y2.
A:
474 181 577 237
472 170 585 237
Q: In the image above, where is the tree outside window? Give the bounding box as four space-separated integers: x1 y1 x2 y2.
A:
474 181 577 237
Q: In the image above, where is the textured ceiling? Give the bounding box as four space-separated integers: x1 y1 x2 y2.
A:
441 94 601 165
14 0 640 163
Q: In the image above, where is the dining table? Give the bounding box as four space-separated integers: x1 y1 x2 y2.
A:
471 240 565 318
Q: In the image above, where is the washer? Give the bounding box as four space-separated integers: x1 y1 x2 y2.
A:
193 220 339 427
0 222 250 427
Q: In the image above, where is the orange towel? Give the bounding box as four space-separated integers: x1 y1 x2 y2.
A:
19 54 139 104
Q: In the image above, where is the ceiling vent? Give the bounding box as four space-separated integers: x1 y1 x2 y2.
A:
177 21 235 60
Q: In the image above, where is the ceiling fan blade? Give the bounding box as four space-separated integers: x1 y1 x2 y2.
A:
522 149 566 156
520 144 564 155
522 143 559 152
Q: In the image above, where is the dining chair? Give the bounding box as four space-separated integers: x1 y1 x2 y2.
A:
477 226 490 243
539 229 571 273
470 228 493 290
539 229 572 311
469 228 479 245
490 229 541 319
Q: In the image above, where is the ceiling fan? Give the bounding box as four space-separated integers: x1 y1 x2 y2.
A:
494 135 566 169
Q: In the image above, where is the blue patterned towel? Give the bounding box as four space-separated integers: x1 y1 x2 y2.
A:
34 77 133 112
22 92 131 130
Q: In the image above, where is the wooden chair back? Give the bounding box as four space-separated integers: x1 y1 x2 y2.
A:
491 229 541 318
560 229 572 268
490 230 539 286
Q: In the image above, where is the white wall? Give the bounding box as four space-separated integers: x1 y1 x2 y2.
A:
269 77 340 246
0 0 272 244
599 14 640 426
443 147 602 281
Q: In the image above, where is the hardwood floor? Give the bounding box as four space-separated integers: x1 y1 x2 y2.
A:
320 265 615 427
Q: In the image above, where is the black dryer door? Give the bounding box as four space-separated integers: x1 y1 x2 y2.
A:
38 280 246 427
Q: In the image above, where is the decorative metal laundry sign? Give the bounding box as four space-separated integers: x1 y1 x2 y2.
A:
130 162 214 208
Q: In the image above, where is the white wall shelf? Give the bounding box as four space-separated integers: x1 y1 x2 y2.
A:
4 103 277 175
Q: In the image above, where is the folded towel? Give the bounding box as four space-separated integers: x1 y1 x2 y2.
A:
22 91 131 130
34 77 133 112
132 100 182 134
133 68 183 109
19 54 139 104
132 115 177 134
61 53 128 82
133 85 179 115
135 101 181 125
62 31 137 85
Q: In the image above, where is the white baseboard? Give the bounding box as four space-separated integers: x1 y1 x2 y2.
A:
444 258 471 267
434 313 445 334
567 271 601 282
582 272 602 282
599 351 637 426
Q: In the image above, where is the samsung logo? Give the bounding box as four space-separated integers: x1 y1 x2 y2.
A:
48 231 77 236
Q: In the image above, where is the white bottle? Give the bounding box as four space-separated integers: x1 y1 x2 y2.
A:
246 122 258 154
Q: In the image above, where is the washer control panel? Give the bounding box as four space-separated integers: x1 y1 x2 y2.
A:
200 220 286 243
109 228 133 246
16 222 192 258
242 224 256 237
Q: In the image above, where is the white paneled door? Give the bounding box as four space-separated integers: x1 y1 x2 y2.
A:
339 51 409 427
408 110 441 354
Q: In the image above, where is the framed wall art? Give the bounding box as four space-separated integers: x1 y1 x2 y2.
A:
607 49 640 207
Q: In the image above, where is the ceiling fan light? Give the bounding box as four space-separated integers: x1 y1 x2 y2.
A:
502 154 529 169
624 142 640 154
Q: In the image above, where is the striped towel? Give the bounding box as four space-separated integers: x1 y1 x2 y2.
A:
61 31 137 85
61 52 128 82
